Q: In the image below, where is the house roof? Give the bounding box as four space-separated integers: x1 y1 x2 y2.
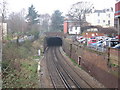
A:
94 8 113 13
99 28 118 35
94 10 105 13
81 26 118 35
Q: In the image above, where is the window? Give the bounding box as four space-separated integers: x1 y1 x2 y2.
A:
75 26 77 30
98 13 100 16
69 26 72 31
103 20 105 23
108 20 110 25
98 19 100 23
108 14 110 18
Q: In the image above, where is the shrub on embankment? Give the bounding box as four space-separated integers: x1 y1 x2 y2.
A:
2 39 40 88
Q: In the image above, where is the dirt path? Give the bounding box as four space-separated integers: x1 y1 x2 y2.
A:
39 56 53 88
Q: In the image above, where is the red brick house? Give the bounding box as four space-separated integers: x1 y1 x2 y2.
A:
63 18 81 35
63 20 68 34
115 1 120 41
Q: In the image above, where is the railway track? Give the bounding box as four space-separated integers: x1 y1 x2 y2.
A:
46 47 80 89
52 48 82 89
46 47 65 88
54 47 93 88
45 46 93 89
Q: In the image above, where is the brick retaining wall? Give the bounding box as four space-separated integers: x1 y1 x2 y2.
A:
62 38 119 88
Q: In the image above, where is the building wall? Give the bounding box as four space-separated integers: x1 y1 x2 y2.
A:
68 26 80 35
115 1 120 40
63 20 81 35
115 1 120 17
64 22 68 34
86 9 114 28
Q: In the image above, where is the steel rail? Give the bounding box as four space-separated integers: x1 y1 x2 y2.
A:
52 47 72 89
45 47 57 89
57 46 93 88
53 47 82 89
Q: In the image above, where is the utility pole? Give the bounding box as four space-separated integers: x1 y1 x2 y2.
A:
0 0 6 88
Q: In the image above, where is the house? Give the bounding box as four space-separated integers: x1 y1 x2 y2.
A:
115 1 120 40
64 18 81 35
68 26 80 35
0 23 7 37
82 26 117 38
82 28 105 38
86 8 114 28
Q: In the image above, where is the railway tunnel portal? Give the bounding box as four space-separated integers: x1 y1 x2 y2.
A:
43 32 64 51
46 37 62 47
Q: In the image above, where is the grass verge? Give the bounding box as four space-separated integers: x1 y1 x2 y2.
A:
2 58 38 88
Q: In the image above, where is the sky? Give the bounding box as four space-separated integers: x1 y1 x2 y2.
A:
1 0 117 15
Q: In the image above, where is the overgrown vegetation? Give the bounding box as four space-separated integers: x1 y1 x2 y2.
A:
2 38 43 88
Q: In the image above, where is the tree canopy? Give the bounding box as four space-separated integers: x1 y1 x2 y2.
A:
51 10 64 32
26 5 40 25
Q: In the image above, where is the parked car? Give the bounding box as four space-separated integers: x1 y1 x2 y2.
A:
88 39 97 44
112 44 120 49
102 40 111 47
96 40 103 47
77 36 83 40
78 38 86 43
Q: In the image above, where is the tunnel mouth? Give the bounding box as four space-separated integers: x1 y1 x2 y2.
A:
46 37 62 47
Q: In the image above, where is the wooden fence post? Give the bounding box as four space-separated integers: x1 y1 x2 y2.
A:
70 44 72 58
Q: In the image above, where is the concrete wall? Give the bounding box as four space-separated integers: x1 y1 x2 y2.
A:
62 38 119 88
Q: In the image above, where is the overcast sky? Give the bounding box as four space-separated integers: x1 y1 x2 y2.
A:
3 0 117 15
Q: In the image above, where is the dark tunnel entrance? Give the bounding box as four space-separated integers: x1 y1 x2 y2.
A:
46 37 62 47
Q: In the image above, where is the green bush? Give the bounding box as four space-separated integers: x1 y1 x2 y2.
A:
2 38 39 88
2 41 33 71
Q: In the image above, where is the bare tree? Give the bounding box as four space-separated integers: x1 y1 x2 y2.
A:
39 13 51 33
67 1 94 26
0 0 8 40
7 10 27 34
0 0 7 23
